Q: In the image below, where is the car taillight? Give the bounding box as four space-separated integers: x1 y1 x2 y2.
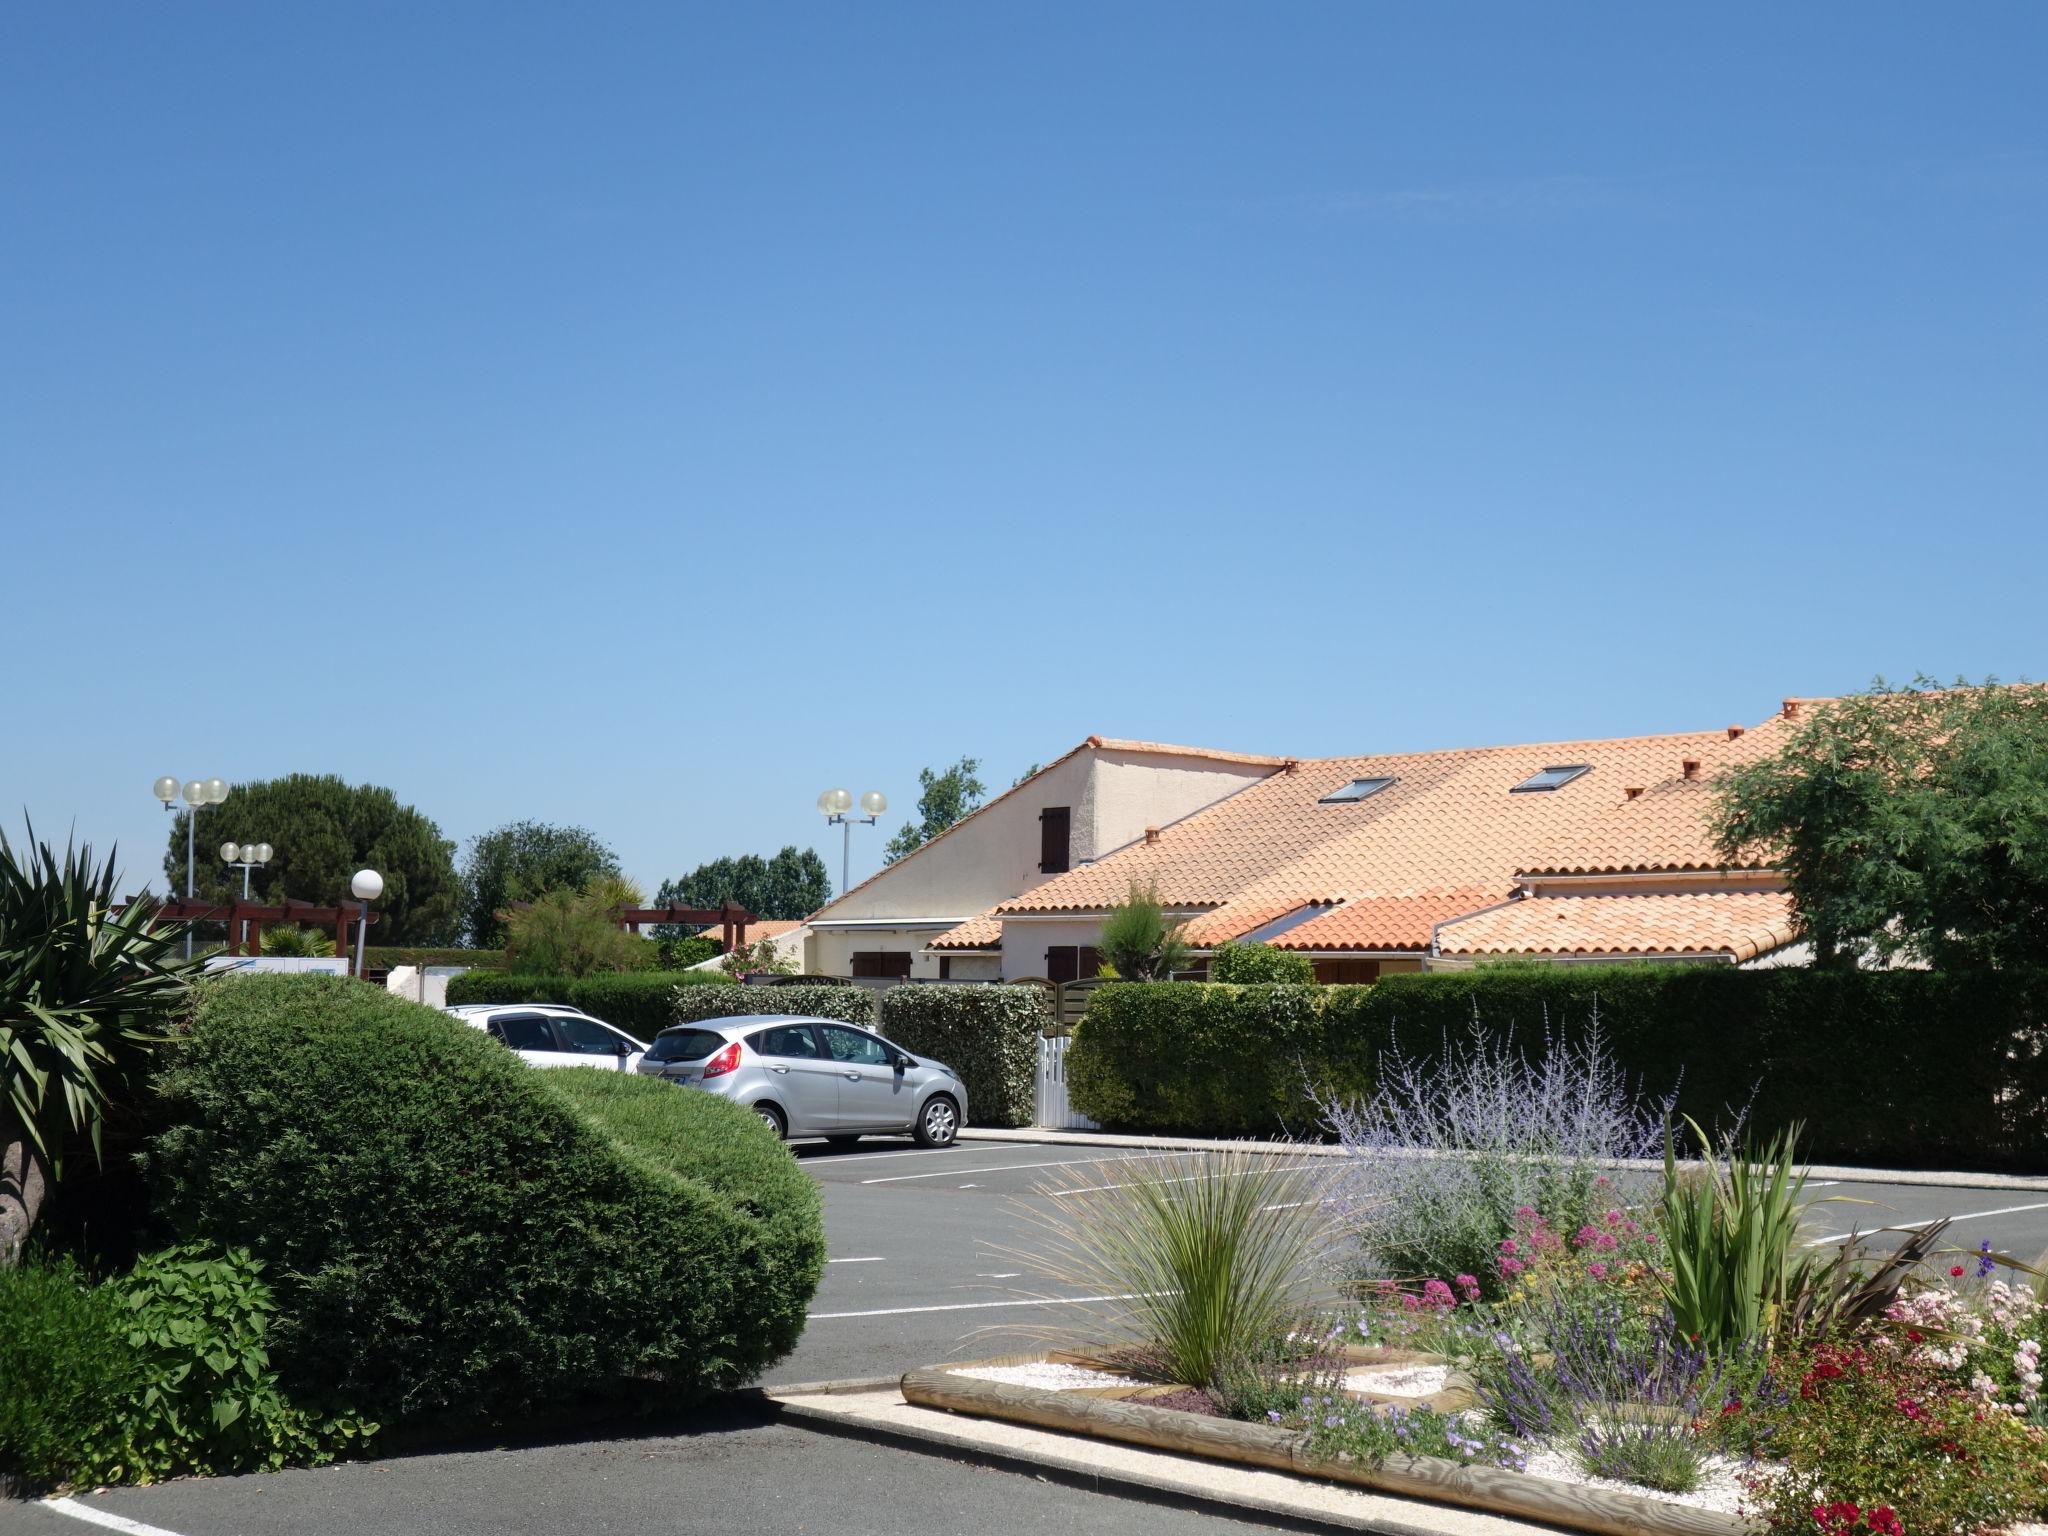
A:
701 1042 742 1079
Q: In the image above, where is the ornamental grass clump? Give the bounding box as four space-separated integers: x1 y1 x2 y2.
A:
1322 1013 1670 1293
1002 1149 1336 1393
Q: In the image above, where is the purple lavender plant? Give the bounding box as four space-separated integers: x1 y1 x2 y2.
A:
1320 1004 1674 1289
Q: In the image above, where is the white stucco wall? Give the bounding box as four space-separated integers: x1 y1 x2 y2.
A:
809 923 956 980
1079 748 1273 863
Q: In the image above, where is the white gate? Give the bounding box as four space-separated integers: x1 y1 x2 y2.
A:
1035 1034 1099 1130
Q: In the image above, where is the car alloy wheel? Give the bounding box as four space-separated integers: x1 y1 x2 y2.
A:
917 1097 958 1148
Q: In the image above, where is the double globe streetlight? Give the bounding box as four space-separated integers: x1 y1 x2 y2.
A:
220 840 274 899
816 787 887 895
153 775 229 958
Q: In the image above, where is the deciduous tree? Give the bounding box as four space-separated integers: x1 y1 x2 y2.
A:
459 821 621 947
882 757 987 864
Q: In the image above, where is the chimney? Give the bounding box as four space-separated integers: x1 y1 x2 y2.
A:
1144 826 1161 845
1782 699 1801 720
1281 758 1301 774
1727 724 1745 740
1623 786 1645 800
1681 759 1701 781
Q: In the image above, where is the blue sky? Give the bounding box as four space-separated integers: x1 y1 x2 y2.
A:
5 4 2045 901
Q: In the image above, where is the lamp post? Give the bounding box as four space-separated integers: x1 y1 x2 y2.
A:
816 787 887 896
220 841 273 954
350 868 383 978
154 774 229 958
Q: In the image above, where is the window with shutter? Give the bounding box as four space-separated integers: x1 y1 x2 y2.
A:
1045 945 1078 983
1039 806 1071 874
851 951 913 978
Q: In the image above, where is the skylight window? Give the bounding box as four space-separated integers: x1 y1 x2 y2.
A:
1320 776 1396 804
1511 764 1592 793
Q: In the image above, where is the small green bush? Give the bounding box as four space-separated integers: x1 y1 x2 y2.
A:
444 971 576 1006
0 1255 136 1492
878 986 1050 1128
666 983 876 1029
146 974 826 1435
1209 942 1315 985
111 1243 374 1480
1068 982 1362 1135
362 946 509 971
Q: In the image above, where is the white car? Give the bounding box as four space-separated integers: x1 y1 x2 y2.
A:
445 1002 648 1071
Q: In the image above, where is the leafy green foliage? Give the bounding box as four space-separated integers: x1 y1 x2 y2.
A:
883 757 986 865
361 946 508 970
501 875 647 977
111 1243 374 1480
1658 1119 1814 1354
878 985 1050 1127
259 924 335 958
1209 941 1315 984
653 846 830 924
458 822 622 948
1714 679 2048 968
665 983 876 1029
716 934 799 977
2 829 197 1262
145 976 826 1433
1068 982 1366 1134
160 773 459 944
1096 883 1191 981
443 970 738 1037
1008 1150 1333 1392
0 1254 137 1491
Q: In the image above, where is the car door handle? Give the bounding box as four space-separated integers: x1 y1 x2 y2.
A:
844 1071 863 1080
768 1065 790 1074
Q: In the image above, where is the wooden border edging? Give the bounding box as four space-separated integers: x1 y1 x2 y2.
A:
901 1364 1750 1536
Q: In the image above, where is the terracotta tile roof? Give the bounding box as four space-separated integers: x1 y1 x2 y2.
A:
722 918 805 947
1269 891 1505 953
927 914 1003 951
997 717 1800 918
1434 890 1799 962
1181 900 1326 946
1084 737 1293 768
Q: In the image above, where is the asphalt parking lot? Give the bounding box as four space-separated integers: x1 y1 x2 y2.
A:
10 1136 2045 1536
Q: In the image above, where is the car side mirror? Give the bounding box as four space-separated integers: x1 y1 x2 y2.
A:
891 1053 912 1071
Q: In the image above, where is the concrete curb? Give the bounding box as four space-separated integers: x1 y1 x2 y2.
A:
957 1127 2048 1193
766 1384 1534 1536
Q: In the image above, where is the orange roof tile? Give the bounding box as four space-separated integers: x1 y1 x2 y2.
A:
1434 890 1799 962
927 914 1003 951
997 716 1804 918
1084 737 1293 768
1270 891 1505 953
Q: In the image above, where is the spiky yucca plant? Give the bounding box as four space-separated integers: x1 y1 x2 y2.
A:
1000 1149 1335 1390
0 828 196 1264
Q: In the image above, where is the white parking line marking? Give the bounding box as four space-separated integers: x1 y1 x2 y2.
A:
40 1499 190 1536
826 1257 886 1264
978 1271 1022 1279
859 1151 1189 1185
808 1291 1151 1320
1805 1201 2048 1248
1058 1162 1324 1196
803 1143 1043 1166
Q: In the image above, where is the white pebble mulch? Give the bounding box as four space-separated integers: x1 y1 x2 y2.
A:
1520 1444 1748 1514
950 1362 1135 1391
1344 1364 1451 1397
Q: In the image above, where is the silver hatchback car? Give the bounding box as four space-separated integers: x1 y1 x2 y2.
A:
637 1014 967 1148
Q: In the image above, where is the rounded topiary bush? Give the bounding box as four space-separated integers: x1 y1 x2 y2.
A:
145 974 824 1436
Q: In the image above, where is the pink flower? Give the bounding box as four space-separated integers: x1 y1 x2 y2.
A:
1498 1256 1525 1277
1587 1262 1609 1280
1455 1274 1482 1302
1604 1210 1624 1227
1498 1238 1519 1256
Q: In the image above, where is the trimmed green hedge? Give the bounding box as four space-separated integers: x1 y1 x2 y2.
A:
363 946 508 970
145 975 825 1435
1209 941 1316 984
443 969 738 1038
0 1257 136 1492
1069 968 2048 1169
878 985 1050 1128
1069 982 1368 1136
666 983 876 1029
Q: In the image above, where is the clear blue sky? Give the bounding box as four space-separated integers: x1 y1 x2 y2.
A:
5 4 2044 901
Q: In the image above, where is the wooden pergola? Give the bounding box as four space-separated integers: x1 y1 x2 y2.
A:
134 898 379 958
612 903 756 953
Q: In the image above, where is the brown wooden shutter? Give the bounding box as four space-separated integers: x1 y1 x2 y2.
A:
1045 945 1078 983
1079 945 1101 979
1039 806 1071 874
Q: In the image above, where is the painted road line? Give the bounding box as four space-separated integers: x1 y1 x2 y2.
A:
802 1143 1043 1166
1058 1162 1326 1196
1805 1201 2048 1248
859 1151 1186 1184
826 1256 886 1264
40 1499 189 1536
809 1291 1153 1321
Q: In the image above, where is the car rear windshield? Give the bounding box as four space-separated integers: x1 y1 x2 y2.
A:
647 1028 728 1063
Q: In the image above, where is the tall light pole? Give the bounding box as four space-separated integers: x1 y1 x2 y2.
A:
154 774 229 958
220 840 273 900
817 787 887 895
350 868 383 978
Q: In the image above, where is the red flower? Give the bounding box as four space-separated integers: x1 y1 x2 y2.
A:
1950 1265 1966 1278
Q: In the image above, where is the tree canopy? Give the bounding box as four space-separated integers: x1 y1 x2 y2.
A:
160 774 459 945
654 846 830 923
882 757 987 864
460 821 622 947
1712 679 2048 969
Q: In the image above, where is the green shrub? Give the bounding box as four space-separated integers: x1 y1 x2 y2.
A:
878 986 1050 1128
442 969 738 1034
111 1242 374 1480
666 983 875 1029
1209 942 1315 985
0 1255 136 1492
1068 983 1361 1135
1351 967 2048 1170
145 974 826 1436
363 946 509 971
